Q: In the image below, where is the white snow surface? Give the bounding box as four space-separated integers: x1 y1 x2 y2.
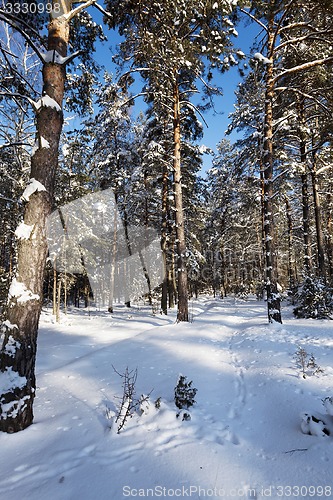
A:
0 296 333 499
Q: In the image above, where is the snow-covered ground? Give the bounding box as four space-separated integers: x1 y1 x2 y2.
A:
1 296 333 500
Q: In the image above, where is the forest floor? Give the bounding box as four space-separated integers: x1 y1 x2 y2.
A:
0 296 333 500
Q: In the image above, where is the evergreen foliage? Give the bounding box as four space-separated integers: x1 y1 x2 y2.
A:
293 277 333 320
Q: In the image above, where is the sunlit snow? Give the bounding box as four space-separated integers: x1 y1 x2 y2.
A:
0 297 332 499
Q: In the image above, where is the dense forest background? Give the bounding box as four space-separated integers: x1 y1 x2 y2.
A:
0 0 332 432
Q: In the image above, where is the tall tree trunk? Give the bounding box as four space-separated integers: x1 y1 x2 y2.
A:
262 15 282 324
310 153 325 279
285 196 296 291
161 157 169 315
0 3 71 433
301 173 312 274
298 99 312 275
108 195 118 314
168 229 177 308
325 193 333 283
172 76 188 322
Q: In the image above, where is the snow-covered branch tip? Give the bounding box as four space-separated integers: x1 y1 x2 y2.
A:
275 87 331 115
93 2 113 20
61 0 98 21
273 56 333 84
120 93 148 108
180 100 209 128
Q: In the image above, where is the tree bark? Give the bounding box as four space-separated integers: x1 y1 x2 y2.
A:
325 194 333 283
161 155 169 315
0 3 70 433
262 13 282 324
297 99 312 275
172 76 188 322
285 196 296 291
310 153 325 279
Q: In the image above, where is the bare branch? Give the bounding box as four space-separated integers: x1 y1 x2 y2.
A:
275 86 331 115
0 11 46 61
240 8 268 33
0 142 30 149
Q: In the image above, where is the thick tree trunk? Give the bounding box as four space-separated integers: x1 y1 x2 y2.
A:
0 5 70 433
172 77 188 322
262 18 282 324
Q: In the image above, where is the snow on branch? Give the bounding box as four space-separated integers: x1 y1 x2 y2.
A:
120 92 148 108
254 53 272 65
0 142 31 149
180 100 209 128
273 56 333 84
0 91 35 115
275 32 333 54
275 87 331 115
61 0 98 22
31 136 50 156
93 2 113 20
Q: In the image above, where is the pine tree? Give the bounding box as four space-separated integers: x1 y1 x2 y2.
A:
105 0 243 321
240 0 333 322
0 0 103 433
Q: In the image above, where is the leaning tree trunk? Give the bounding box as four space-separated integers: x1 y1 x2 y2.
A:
172 76 188 322
262 16 282 324
0 3 71 433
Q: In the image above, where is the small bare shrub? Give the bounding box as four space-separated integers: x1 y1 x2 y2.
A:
294 347 323 379
112 366 152 433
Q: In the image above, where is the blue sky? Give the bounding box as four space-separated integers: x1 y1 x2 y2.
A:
87 7 260 173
